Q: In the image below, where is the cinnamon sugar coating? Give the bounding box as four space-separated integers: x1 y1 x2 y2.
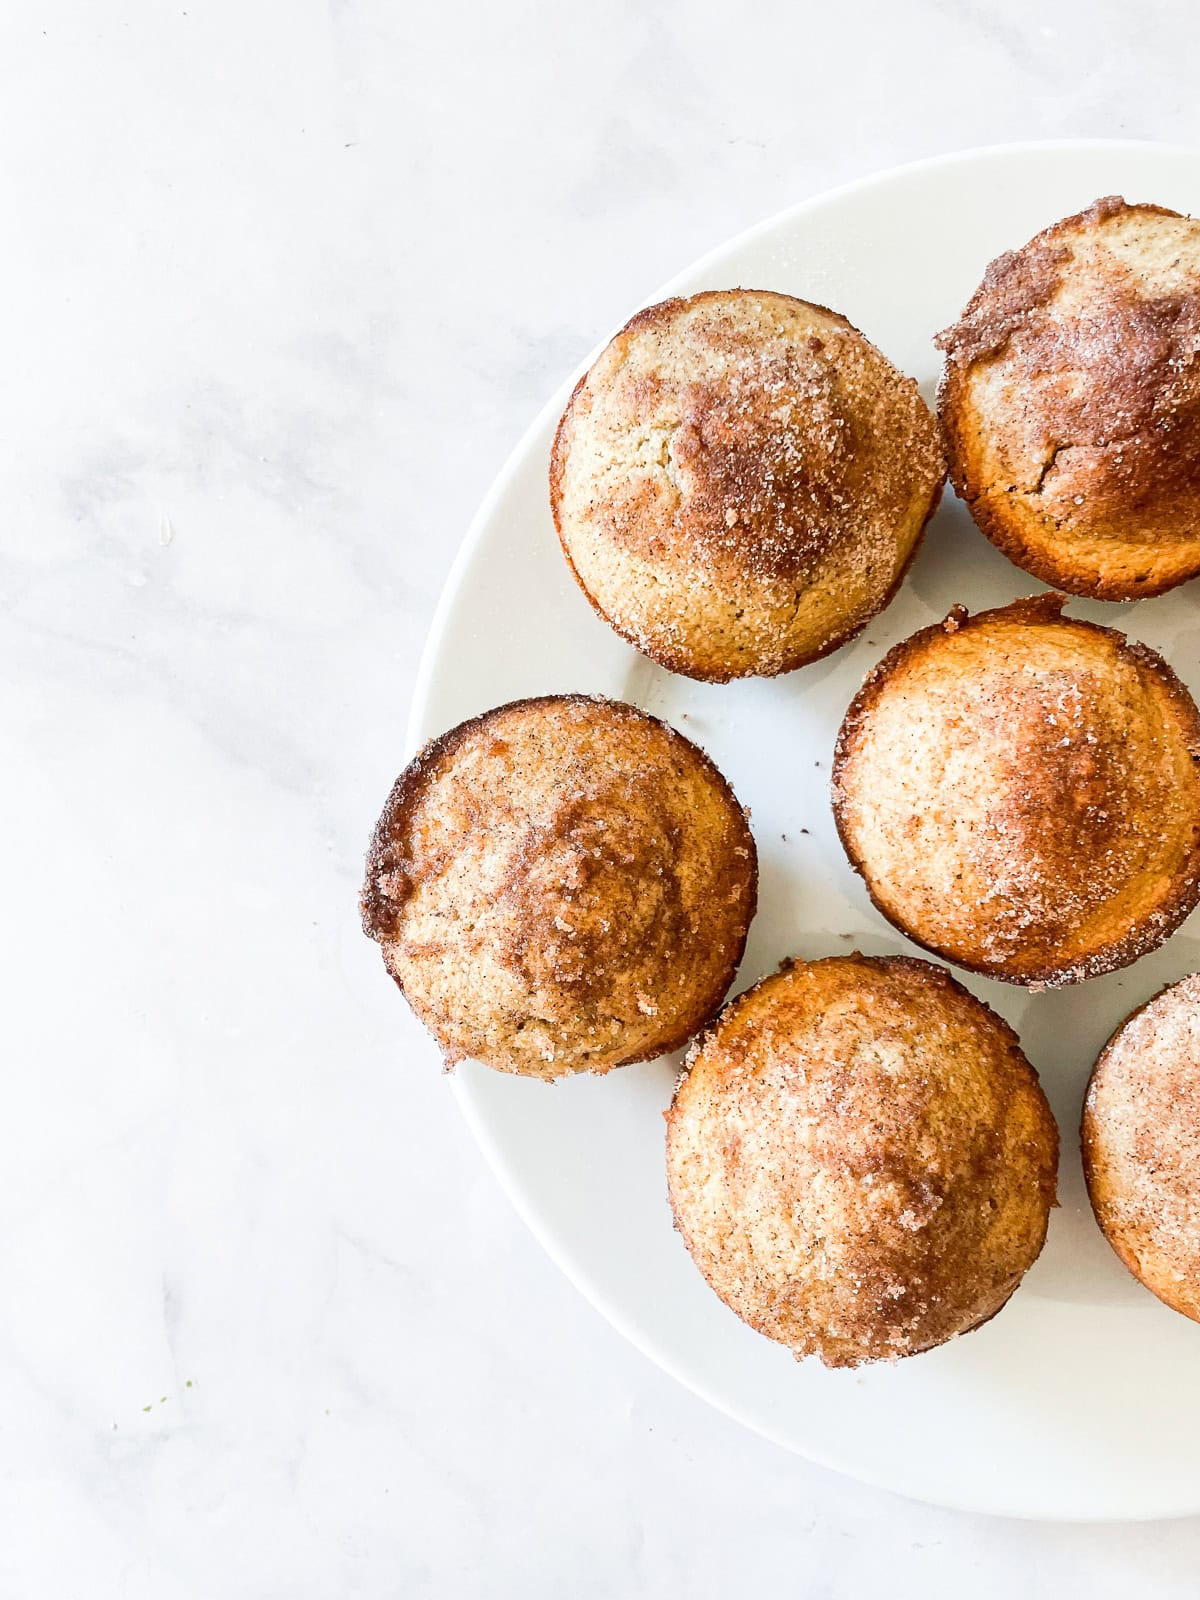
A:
1083 974 1200 1322
551 289 945 682
362 695 757 1079
666 955 1057 1367
832 597 1200 986
938 196 1200 599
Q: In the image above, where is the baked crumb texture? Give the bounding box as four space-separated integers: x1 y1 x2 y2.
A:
1084 974 1200 1321
832 596 1200 986
551 289 945 682
362 695 757 1079
666 954 1058 1368
938 195 1200 598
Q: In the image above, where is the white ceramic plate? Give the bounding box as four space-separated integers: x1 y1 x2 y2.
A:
409 143 1200 1521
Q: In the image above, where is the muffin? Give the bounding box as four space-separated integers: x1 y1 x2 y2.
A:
938 196 1200 599
833 596 1200 986
361 695 757 1079
550 289 945 682
1083 974 1200 1321
666 954 1058 1367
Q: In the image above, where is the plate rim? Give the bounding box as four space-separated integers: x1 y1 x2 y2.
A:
407 138 1200 1523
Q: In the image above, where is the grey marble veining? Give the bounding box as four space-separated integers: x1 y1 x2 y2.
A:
6 0 1200 1592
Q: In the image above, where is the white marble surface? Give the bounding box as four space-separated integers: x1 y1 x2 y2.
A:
7 1 1200 1593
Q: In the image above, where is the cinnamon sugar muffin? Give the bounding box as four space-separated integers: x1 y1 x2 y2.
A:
551 289 945 682
832 596 1200 986
1083 975 1200 1321
361 695 756 1079
1088 979 1200 1318
938 197 1200 599
666 955 1058 1367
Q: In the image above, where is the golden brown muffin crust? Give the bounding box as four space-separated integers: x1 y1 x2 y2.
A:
551 289 945 681
666 955 1058 1367
363 695 757 1079
938 197 1200 598
1083 974 1200 1321
832 597 1200 986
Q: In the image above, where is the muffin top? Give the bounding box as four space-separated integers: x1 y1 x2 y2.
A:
938 196 1200 598
362 695 756 1079
833 596 1200 986
551 289 944 681
1083 974 1200 1321
666 954 1058 1368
